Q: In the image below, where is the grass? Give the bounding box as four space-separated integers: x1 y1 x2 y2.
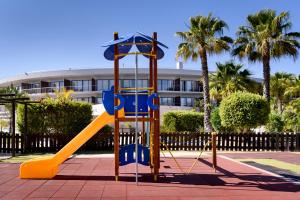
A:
0 153 54 163
239 158 300 174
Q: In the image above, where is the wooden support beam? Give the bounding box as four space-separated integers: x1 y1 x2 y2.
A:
11 101 16 157
212 132 217 169
152 32 160 180
142 118 145 146
119 117 154 122
24 103 28 154
149 34 154 172
114 32 120 181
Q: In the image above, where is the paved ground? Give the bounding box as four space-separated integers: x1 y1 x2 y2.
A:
0 155 299 200
218 152 300 165
219 152 300 183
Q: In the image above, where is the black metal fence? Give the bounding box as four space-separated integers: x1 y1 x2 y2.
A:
1 131 300 154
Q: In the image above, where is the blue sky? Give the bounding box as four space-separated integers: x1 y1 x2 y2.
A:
0 0 300 79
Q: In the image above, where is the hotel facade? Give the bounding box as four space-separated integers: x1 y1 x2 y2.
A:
0 66 204 108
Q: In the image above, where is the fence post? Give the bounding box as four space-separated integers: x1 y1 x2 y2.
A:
212 132 217 169
296 133 300 151
286 132 290 151
23 103 28 154
11 101 16 157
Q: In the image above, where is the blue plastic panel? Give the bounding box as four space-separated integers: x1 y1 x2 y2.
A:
119 144 150 166
122 93 148 116
102 32 168 61
102 86 115 115
103 36 134 61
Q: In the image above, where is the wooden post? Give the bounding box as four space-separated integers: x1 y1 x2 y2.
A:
152 32 160 180
142 118 145 146
212 132 217 169
149 44 154 172
114 32 120 181
24 103 28 154
11 101 16 157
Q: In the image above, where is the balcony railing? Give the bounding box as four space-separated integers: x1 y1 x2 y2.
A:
21 85 202 94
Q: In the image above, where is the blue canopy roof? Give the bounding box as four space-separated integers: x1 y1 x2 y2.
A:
102 32 168 61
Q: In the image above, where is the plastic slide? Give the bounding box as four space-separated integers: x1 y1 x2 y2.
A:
19 104 117 179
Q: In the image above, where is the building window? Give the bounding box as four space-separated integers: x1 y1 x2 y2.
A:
96 97 103 104
82 80 91 91
160 97 174 106
181 80 201 92
29 82 40 89
138 80 148 88
181 97 194 107
96 80 113 91
158 80 174 91
49 81 64 92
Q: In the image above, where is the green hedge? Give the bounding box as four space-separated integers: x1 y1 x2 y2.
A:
219 92 269 131
162 110 204 132
266 112 284 132
17 98 92 135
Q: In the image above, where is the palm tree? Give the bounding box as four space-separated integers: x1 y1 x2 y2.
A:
176 14 233 132
233 9 300 103
285 75 300 98
54 88 74 102
270 72 294 113
210 61 253 98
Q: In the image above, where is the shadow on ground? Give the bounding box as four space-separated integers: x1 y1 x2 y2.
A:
54 157 300 193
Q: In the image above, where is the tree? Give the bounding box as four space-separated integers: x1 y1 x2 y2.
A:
233 9 300 103
282 99 300 132
0 85 26 108
285 75 300 98
0 119 9 132
266 112 284 132
219 92 269 132
210 61 254 98
176 14 233 132
270 72 294 113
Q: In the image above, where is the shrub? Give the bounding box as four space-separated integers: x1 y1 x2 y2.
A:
210 107 222 132
219 92 269 132
266 112 284 132
282 107 300 132
210 107 233 132
162 110 204 132
17 98 93 135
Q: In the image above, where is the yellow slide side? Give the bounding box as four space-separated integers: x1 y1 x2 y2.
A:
20 107 120 179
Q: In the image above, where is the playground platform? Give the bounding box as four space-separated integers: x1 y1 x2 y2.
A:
0 155 299 200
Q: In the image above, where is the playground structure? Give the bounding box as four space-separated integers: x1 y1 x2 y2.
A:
19 32 168 181
19 32 217 181
102 32 168 182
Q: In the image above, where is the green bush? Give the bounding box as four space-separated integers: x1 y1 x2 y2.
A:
266 112 284 132
162 110 204 132
210 107 233 132
17 98 93 135
282 107 300 132
210 107 222 132
219 92 269 132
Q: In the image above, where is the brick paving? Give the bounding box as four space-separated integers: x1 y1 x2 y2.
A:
0 155 299 200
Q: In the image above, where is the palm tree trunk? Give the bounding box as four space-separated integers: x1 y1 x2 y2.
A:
278 99 283 113
199 48 213 132
262 49 271 103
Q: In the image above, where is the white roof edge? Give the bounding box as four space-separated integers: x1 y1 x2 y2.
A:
0 67 204 85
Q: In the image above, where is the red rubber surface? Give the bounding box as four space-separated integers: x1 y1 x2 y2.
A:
0 155 299 200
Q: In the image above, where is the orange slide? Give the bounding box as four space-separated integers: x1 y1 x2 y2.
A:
20 105 122 179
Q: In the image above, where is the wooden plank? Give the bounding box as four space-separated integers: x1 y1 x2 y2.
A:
290 133 295 151
0 132 2 153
